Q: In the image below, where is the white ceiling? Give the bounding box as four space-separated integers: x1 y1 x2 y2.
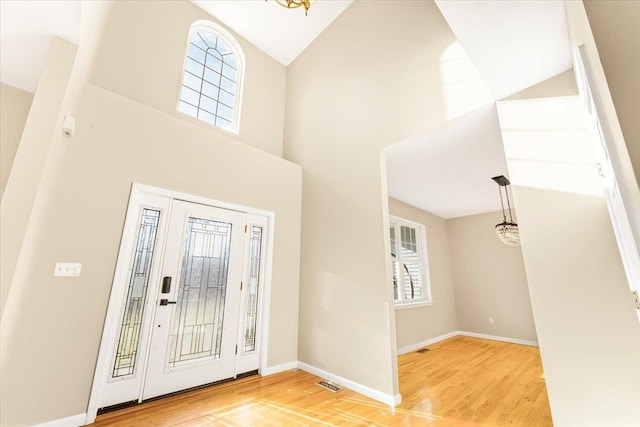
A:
385 105 510 219
497 96 602 197
0 1 571 97
435 0 573 100
0 1 80 93
1 0 577 221
385 1 575 219
0 0 352 92
191 0 353 66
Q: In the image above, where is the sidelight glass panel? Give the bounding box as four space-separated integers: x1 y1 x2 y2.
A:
168 217 232 367
243 226 263 353
112 209 161 378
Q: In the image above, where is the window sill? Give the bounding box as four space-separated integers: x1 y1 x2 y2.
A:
394 301 433 310
175 109 240 137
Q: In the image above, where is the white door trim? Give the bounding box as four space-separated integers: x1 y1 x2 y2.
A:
85 183 275 424
573 45 640 321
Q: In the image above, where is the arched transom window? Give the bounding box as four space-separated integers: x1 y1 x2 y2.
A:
178 22 244 133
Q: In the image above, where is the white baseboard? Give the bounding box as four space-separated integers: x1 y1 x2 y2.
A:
261 361 298 376
34 413 86 427
393 393 402 406
297 361 400 407
396 331 458 355
458 331 538 347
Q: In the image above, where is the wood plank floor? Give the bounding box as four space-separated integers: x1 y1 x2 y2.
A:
92 336 552 426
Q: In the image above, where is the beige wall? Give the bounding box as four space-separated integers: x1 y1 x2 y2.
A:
584 0 640 184
0 2 299 424
0 84 302 426
0 38 77 318
2 1 113 319
285 1 458 399
448 211 537 342
90 0 286 157
512 187 640 427
388 198 458 350
0 84 33 197
498 87 640 425
6 2 638 426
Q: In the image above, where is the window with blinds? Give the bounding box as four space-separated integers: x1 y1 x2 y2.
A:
389 216 431 305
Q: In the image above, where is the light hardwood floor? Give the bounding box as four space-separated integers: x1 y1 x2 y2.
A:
92 336 552 426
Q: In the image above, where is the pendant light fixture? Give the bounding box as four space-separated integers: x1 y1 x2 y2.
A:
492 175 520 247
273 0 315 15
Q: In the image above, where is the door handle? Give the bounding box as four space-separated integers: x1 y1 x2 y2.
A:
159 299 177 306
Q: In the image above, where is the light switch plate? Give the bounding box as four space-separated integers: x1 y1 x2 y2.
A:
54 262 82 277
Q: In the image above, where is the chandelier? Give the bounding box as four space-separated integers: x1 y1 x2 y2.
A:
275 0 315 15
492 175 520 247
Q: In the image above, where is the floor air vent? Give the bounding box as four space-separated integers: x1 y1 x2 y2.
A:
416 348 430 354
317 381 342 393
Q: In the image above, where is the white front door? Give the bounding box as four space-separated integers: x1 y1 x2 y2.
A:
142 200 247 399
90 189 269 414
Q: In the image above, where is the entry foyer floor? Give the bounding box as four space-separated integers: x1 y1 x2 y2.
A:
93 336 552 426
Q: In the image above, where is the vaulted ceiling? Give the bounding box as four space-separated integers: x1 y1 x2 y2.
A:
435 0 573 101
386 1 573 218
191 0 353 65
386 105 509 219
0 0 574 219
0 0 80 93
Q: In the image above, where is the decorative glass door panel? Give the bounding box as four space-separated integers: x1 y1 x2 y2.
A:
169 218 232 367
143 200 246 400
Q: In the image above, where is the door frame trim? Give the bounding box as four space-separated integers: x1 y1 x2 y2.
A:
85 183 276 424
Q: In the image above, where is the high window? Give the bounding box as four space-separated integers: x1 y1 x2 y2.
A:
389 216 431 305
177 21 244 133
